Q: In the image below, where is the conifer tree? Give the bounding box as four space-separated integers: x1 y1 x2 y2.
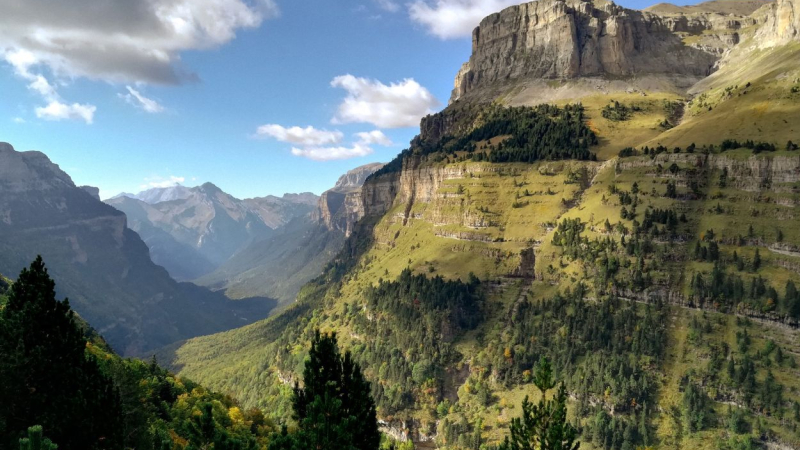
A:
0 257 121 450
19 425 58 450
278 330 380 450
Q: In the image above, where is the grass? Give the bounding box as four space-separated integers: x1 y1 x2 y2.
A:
167 147 800 448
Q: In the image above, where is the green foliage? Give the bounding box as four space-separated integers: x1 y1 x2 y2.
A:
376 104 598 177
351 269 483 414
682 381 712 433
274 330 380 450
19 426 58 450
601 101 638 121
0 257 273 450
533 357 555 395
0 256 122 450
463 104 597 163
497 384 579 450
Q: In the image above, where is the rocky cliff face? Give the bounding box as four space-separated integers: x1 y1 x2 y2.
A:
451 0 724 102
0 142 274 355
316 163 385 236
197 165 381 303
756 0 800 45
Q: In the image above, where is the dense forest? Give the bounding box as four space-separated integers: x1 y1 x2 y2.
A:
0 258 276 450
369 104 598 180
0 257 587 450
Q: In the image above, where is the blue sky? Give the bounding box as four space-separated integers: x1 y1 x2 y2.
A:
1 0 699 199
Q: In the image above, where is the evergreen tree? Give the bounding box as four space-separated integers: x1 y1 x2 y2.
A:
498 384 579 450
533 357 555 395
278 330 380 450
19 425 58 450
0 257 122 450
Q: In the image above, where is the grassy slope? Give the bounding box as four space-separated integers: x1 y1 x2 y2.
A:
169 147 800 448
166 42 800 448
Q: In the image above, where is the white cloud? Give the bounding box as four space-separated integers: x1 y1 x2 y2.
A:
35 101 96 124
119 86 165 113
408 0 522 39
331 74 440 128
256 124 344 146
4 48 96 123
141 175 185 189
1 0 277 120
12 117 25 124
375 0 400 12
290 144 374 161
355 130 393 146
0 0 277 85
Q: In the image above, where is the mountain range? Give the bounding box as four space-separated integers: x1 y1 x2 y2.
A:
195 162 384 305
0 143 275 356
5 0 800 447
158 0 800 448
106 185 318 280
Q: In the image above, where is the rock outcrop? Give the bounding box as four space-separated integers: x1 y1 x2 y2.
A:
755 0 800 45
316 162 385 236
451 0 723 102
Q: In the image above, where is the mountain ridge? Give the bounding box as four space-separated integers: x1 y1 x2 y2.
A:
163 0 800 447
0 142 275 355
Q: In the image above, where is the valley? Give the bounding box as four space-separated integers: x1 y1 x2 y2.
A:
3 0 800 448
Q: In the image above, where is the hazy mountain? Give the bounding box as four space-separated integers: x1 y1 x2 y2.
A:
196 162 383 304
106 185 318 280
0 142 275 355
113 185 193 204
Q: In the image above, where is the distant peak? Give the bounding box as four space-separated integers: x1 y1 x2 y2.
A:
333 162 386 191
199 182 223 194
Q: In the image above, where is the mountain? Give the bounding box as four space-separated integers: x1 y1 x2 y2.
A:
196 162 384 305
113 184 193 204
106 185 318 280
160 0 800 448
243 192 319 229
0 142 275 355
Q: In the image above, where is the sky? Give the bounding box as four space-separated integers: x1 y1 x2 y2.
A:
1 0 698 200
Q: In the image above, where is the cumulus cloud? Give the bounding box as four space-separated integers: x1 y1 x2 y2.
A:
256 124 344 146
141 175 185 189
290 144 374 161
1 0 276 121
409 0 522 39
119 86 165 113
0 0 277 85
331 74 440 128
35 101 96 124
258 124 393 161
4 48 97 123
355 130 393 146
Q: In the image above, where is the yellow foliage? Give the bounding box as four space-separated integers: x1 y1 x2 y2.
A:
229 406 245 425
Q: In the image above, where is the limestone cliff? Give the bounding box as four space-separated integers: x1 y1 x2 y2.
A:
316 162 385 236
755 0 800 45
451 0 724 102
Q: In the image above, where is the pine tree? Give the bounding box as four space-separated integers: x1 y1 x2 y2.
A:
498 384 579 450
280 330 380 450
0 257 122 450
19 426 58 450
533 357 555 395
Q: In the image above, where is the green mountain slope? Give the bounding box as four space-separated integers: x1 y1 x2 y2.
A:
160 0 800 448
